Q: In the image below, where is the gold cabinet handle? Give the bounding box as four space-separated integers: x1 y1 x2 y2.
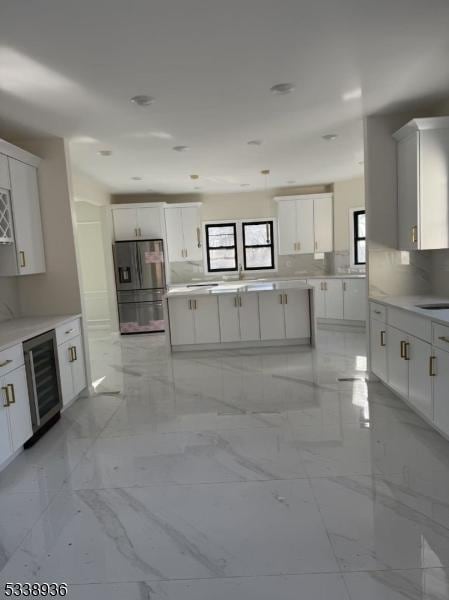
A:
284 294 288 304
374 309 382 315
239 296 242 307
380 331 386 347
404 342 410 361
400 340 406 358
2 386 9 407
0 359 12 368
411 225 418 244
69 347 74 362
439 336 449 345
343 282 347 292
72 346 77 361
188 299 192 310
194 299 197 310
6 384 15 405
19 251 26 268
234 296 238 308
429 356 437 377
197 227 201 248
279 294 283 305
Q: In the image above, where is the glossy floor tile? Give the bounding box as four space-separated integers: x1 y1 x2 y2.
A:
1 326 449 600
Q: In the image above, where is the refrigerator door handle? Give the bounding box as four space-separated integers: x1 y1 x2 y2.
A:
136 243 143 289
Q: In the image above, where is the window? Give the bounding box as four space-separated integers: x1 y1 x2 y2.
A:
242 221 275 270
204 219 276 273
205 223 238 272
353 210 366 265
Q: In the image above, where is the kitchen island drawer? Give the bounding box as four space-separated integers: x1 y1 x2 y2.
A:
55 318 81 346
370 302 386 323
388 307 431 342
0 343 24 377
432 322 449 352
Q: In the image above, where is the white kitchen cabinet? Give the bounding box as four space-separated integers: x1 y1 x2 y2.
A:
219 293 260 343
0 154 10 188
408 336 433 420
433 348 449 437
0 388 12 466
259 291 286 340
307 279 344 320
3 366 32 452
57 335 86 407
343 279 367 321
276 194 332 256
164 204 202 262
168 295 219 345
386 325 409 400
8 158 46 275
394 117 449 251
370 318 387 381
307 280 326 318
112 205 163 241
259 290 310 341
313 195 333 253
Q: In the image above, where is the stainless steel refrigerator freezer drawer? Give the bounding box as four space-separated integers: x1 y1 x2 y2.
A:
117 289 164 304
118 301 165 334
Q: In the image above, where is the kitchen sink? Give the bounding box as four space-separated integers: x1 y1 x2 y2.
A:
416 303 449 310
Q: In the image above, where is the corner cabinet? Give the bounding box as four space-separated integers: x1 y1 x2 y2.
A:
164 204 203 262
112 203 165 241
0 141 46 276
394 117 449 251
275 194 333 256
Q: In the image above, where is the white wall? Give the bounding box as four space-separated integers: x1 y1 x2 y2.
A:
0 278 19 322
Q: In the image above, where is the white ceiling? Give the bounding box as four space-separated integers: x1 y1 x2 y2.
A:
1 0 449 193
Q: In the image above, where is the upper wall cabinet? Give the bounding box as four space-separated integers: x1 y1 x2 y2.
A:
394 117 449 251
164 204 202 262
0 140 45 277
275 194 333 256
112 204 164 241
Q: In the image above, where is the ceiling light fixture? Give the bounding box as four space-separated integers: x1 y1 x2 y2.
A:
130 95 155 106
322 134 338 141
98 150 112 156
270 83 296 95
248 139 263 146
173 145 190 152
190 174 199 180
342 88 362 101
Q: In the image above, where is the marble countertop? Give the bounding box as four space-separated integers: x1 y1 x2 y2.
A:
170 274 365 290
370 295 449 327
0 314 82 352
166 280 314 298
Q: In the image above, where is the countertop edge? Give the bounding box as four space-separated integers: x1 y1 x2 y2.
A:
0 314 82 353
369 296 449 327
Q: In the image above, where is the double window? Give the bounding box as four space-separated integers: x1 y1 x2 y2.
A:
353 209 366 266
205 219 275 273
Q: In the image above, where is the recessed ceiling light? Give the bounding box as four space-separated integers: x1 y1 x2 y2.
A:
173 145 190 152
270 83 296 95
261 169 270 175
322 134 338 141
131 176 142 180
130 95 155 106
98 150 112 156
342 88 362 101
248 139 263 146
190 174 199 180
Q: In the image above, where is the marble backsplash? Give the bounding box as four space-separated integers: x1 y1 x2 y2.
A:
0 278 19 322
431 250 449 297
168 251 358 283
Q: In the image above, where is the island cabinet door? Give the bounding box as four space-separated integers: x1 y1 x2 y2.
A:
259 291 286 340
168 297 196 345
433 348 449 436
387 325 409 400
370 318 387 381
58 340 75 406
307 280 326 318
238 293 260 341
283 290 311 339
0 384 12 466
4 366 32 452
193 296 220 344
324 279 344 319
408 336 433 420
218 295 240 342
343 279 367 321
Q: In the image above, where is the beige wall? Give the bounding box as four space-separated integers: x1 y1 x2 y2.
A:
9 137 83 317
333 177 365 252
72 169 111 207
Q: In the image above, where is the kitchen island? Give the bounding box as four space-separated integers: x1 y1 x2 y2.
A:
164 280 314 351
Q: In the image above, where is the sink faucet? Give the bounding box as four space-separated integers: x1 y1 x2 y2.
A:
238 263 243 280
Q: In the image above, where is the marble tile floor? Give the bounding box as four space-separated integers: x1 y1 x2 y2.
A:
1 327 449 598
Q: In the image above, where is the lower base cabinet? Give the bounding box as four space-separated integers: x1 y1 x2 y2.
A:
258 290 310 341
0 365 33 465
168 296 220 346
370 317 387 381
58 335 86 407
307 278 366 321
218 293 260 343
386 325 409 399
408 336 433 420
433 348 449 437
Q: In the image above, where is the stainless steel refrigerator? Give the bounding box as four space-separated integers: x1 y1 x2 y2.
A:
113 239 166 334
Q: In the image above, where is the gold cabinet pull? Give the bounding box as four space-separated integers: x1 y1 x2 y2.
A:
188 299 192 310
411 225 418 244
194 299 197 310
239 296 242 307
68 347 74 362
279 294 283 305
7 384 15 405
380 331 386 347
429 356 437 377
404 342 410 361
196 227 201 248
400 340 406 358
284 294 288 304
72 346 77 361
19 251 26 268
343 282 347 292
2 386 9 407
373 309 382 315
234 296 238 308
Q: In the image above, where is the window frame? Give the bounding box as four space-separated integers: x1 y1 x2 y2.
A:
350 208 366 268
241 220 275 271
204 222 238 273
203 218 278 275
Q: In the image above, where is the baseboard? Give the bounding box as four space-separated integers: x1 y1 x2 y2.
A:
318 319 366 330
171 337 312 352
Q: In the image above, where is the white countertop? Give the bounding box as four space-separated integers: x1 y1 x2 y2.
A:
0 314 82 352
370 295 449 327
166 280 314 298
